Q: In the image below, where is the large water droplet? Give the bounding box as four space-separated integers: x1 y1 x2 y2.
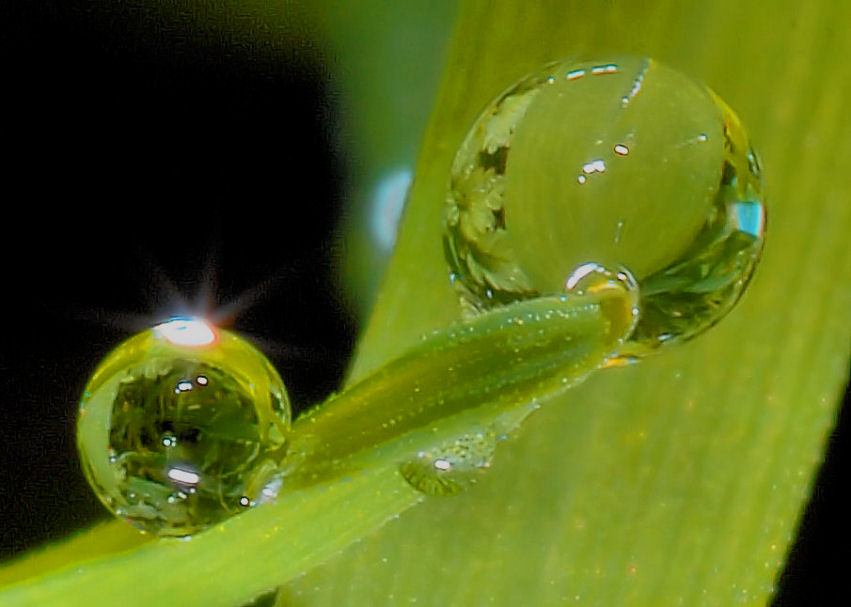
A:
444 56 766 361
77 318 291 537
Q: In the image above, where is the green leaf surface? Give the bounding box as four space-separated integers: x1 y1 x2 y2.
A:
286 0 851 605
1 1 849 606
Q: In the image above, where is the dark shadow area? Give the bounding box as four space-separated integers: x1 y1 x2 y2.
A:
772 381 849 605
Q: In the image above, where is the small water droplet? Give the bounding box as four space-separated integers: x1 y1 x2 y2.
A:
400 430 497 496
77 319 291 537
443 55 766 360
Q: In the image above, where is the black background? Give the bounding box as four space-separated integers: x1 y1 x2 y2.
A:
0 2 846 604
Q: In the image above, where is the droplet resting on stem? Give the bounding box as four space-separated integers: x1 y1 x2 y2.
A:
444 55 766 361
77 318 291 537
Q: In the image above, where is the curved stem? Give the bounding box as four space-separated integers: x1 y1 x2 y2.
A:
278 287 636 491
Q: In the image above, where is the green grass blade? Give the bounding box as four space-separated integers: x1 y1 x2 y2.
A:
283 0 851 605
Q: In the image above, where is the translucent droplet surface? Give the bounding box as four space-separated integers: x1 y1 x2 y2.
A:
77 318 291 537
400 429 497 496
444 56 766 361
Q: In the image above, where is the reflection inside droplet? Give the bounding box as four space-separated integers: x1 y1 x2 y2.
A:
443 55 766 361
77 323 292 537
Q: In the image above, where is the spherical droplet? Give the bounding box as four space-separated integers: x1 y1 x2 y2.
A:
77 318 291 537
444 56 766 360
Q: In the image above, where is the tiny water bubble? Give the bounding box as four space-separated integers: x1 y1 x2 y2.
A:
77 318 292 537
399 429 497 496
444 56 766 361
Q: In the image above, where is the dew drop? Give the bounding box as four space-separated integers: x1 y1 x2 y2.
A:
399 429 497 496
77 317 291 537
444 56 766 360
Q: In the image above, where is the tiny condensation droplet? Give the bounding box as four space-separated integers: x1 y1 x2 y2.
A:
77 322 292 537
400 430 497 497
443 55 766 362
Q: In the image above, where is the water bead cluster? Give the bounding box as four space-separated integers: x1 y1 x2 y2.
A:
77 56 765 537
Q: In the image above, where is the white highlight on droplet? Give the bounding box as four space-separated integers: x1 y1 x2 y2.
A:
675 133 710 150
614 144 629 156
582 159 607 174
155 318 216 347
621 61 647 106
565 262 601 291
566 69 585 81
167 466 201 486
175 380 193 393
591 64 617 75
433 459 452 471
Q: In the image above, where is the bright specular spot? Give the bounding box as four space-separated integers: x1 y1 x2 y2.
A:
155 318 216 346
591 63 618 75
434 459 452 471
175 380 193 393
582 159 607 174
167 465 201 486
